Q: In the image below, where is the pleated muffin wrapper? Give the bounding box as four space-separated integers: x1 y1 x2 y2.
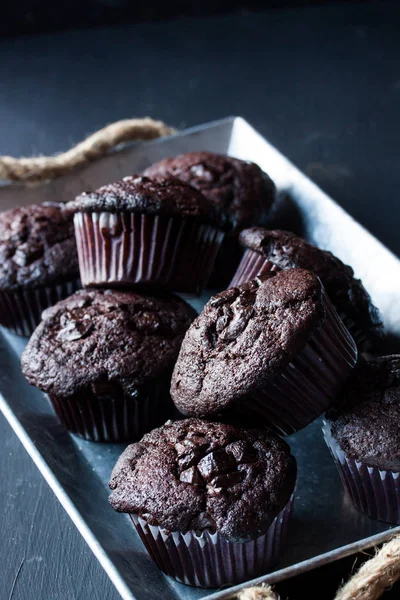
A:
230 248 371 352
229 248 280 288
0 279 81 337
49 380 174 443
130 493 294 589
322 422 400 524
233 287 358 436
74 212 224 294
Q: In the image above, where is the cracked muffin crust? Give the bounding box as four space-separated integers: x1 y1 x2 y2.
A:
235 228 383 349
66 174 230 230
0 202 79 290
144 151 276 232
21 288 197 398
171 269 326 417
109 418 296 542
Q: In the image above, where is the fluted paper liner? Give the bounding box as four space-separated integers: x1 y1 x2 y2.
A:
0 279 80 337
236 288 357 436
323 422 400 524
74 212 224 294
229 248 279 287
130 493 294 588
49 382 173 443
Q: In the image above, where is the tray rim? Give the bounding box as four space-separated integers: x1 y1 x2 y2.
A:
1 115 400 600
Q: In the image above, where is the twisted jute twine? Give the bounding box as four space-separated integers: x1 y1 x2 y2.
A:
2 117 400 598
238 535 400 600
0 117 175 183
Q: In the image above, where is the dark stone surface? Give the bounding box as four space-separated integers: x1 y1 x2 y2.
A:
1 1 400 598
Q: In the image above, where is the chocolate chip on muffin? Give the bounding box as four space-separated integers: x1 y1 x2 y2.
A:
0 202 80 336
171 269 357 435
109 418 296 540
231 228 383 350
109 417 296 587
21 288 196 441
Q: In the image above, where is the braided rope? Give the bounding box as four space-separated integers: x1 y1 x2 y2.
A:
0 117 174 182
238 583 279 600
238 535 400 600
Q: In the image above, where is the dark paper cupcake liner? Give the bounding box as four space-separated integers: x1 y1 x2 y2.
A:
0 279 81 337
130 493 294 588
49 381 174 443
229 248 279 288
337 311 371 353
323 423 400 524
74 212 224 294
238 289 358 435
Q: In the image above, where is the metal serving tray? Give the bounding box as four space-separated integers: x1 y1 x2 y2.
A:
1 117 400 600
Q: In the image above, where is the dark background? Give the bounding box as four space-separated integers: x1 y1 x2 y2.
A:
2 0 370 36
1 1 400 599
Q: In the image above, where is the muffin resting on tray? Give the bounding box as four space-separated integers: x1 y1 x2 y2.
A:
171 269 357 435
144 152 276 284
21 288 196 442
324 354 400 524
66 175 230 294
109 418 296 587
0 203 80 336
230 228 383 351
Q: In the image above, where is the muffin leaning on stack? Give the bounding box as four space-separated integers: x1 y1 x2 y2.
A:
230 227 383 351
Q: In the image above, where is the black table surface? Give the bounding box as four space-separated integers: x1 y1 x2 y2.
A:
1 2 400 598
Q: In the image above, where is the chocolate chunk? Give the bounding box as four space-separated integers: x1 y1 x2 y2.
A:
226 440 257 464
219 306 254 341
197 449 236 481
179 466 202 485
210 471 244 490
56 315 93 342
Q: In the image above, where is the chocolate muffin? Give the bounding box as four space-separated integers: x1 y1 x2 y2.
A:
171 269 357 435
21 288 196 442
0 203 80 336
144 152 275 232
324 355 400 523
66 175 229 294
109 418 296 587
144 152 276 285
230 228 383 350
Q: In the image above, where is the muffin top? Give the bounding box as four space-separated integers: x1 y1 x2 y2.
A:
144 151 275 232
21 288 196 398
327 355 400 470
109 418 296 542
239 228 383 344
171 269 325 417
66 175 230 230
0 203 79 290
